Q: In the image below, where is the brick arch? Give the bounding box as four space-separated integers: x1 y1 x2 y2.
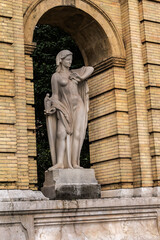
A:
24 0 125 65
23 0 131 191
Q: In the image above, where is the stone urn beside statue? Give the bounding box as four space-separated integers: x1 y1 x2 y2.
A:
41 50 100 200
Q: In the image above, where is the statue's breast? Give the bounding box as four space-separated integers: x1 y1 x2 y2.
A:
58 73 70 87
58 76 70 98
58 77 68 87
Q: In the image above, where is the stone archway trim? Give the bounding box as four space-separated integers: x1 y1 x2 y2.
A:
23 0 125 59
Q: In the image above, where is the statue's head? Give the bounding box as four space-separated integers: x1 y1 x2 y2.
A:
56 50 73 72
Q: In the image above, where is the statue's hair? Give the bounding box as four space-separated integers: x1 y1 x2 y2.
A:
56 50 73 73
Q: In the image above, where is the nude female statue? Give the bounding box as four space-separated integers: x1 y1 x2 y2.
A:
44 50 94 170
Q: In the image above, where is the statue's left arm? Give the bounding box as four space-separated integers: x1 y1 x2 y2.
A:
78 66 94 80
70 66 94 82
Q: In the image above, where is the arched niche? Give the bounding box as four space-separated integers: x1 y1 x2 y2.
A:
23 0 129 190
24 0 125 65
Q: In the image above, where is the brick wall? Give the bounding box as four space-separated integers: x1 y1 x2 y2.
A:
139 0 160 187
88 65 133 190
0 0 37 189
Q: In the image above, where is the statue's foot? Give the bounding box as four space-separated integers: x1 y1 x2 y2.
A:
72 164 83 169
48 163 64 171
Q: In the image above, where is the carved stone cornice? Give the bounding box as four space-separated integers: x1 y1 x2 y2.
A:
24 43 36 55
92 57 126 77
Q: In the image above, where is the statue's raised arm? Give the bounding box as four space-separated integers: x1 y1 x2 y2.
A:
44 50 94 170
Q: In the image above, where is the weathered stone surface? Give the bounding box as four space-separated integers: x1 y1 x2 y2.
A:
102 187 160 198
0 190 47 202
0 225 27 240
101 187 159 198
35 219 159 240
41 169 101 200
101 188 134 198
133 187 153 197
0 197 160 240
153 186 160 197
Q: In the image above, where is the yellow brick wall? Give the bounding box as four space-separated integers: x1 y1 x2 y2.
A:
0 0 37 190
0 0 13 17
0 97 16 124
25 50 37 189
93 158 133 190
88 65 132 189
0 70 15 96
120 0 153 188
139 0 160 187
0 17 13 43
89 89 128 120
89 112 129 142
0 43 14 70
13 0 30 189
26 105 36 130
90 135 131 163
0 0 16 188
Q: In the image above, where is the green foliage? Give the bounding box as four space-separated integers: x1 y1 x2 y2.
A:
32 25 90 189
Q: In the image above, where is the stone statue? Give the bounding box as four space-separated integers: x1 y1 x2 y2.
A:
44 50 94 170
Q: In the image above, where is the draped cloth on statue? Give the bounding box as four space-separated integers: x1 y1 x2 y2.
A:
44 67 89 168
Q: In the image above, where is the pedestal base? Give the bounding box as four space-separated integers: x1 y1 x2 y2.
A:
41 169 101 200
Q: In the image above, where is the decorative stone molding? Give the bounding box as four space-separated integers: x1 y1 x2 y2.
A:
24 43 36 55
92 57 126 76
0 197 160 239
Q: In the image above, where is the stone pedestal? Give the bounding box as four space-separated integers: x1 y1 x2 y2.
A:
41 169 101 200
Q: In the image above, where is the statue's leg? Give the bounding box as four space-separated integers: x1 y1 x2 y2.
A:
72 103 85 168
48 120 66 170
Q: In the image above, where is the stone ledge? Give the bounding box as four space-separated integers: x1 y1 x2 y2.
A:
102 187 160 198
101 188 134 198
0 190 48 202
0 196 160 213
0 197 160 239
